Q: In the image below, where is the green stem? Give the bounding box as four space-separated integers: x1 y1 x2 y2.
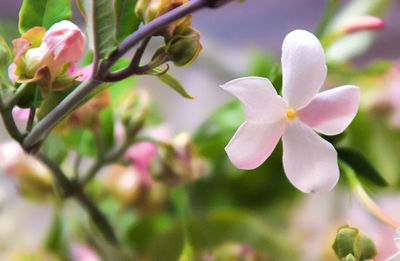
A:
315 0 340 38
0 99 23 143
342 162 400 229
26 87 40 132
5 83 30 109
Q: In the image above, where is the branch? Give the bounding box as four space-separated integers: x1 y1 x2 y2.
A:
98 0 234 76
0 98 24 143
22 0 235 151
23 79 102 151
36 152 119 245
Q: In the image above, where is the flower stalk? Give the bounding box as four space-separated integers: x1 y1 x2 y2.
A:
342 162 400 229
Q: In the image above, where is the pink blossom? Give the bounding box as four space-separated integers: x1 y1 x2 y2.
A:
221 30 360 193
387 228 400 261
70 244 100 261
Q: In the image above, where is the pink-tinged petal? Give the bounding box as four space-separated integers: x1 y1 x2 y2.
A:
225 120 285 170
387 252 400 261
297 85 360 135
12 38 31 59
124 142 158 170
66 63 94 81
70 244 101 261
282 120 339 193
8 63 18 82
221 77 287 123
281 30 327 109
43 20 85 64
12 107 32 122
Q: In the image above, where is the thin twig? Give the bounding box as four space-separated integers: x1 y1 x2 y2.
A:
0 98 23 143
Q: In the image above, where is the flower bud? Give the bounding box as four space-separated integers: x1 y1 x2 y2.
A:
118 89 150 133
332 225 377 260
135 0 192 39
9 20 85 96
165 28 202 67
154 132 208 185
67 90 110 131
0 141 53 201
343 16 385 34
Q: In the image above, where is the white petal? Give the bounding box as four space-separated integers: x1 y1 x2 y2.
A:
281 30 327 109
221 77 287 123
282 120 339 193
225 120 285 170
298 85 360 135
387 252 400 261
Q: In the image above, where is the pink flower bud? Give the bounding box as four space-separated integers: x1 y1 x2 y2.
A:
43 20 85 65
343 16 385 34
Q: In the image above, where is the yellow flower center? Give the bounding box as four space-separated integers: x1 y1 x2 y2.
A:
286 109 297 121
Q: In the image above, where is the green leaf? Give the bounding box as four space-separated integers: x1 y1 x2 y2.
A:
43 210 66 256
114 0 141 42
78 0 118 59
337 147 387 187
41 134 68 164
19 0 72 33
149 68 194 99
359 233 378 260
332 225 361 259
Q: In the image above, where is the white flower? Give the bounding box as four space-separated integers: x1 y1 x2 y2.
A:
220 29 360 193
387 228 400 261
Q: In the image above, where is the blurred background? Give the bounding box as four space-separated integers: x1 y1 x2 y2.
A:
1 0 400 260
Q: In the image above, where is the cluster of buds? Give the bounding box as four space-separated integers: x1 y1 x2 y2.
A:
135 0 202 67
8 20 86 96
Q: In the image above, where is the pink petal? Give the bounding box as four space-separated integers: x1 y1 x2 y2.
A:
221 77 287 123
297 85 360 135
225 120 285 170
66 63 94 81
43 20 85 64
281 30 327 109
124 142 157 170
282 120 339 193
70 244 100 261
387 252 400 261
8 63 18 82
12 107 32 122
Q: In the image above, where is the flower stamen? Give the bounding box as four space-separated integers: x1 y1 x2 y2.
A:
286 109 297 121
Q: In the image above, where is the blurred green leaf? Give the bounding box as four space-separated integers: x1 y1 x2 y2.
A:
19 0 72 33
178 243 194 261
16 83 44 108
337 147 387 187
149 68 194 99
43 210 67 257
114 0 140 42
41 133 68 164
78 0 118 59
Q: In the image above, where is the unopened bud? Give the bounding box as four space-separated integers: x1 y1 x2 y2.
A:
135 0 191 39
119 89 151 133
67 90 110 131
343 16 385 34
154 132 208 185
332 225 377 260
166 28 202 67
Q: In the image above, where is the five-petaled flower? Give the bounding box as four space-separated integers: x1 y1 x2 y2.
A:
221 29 360 193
